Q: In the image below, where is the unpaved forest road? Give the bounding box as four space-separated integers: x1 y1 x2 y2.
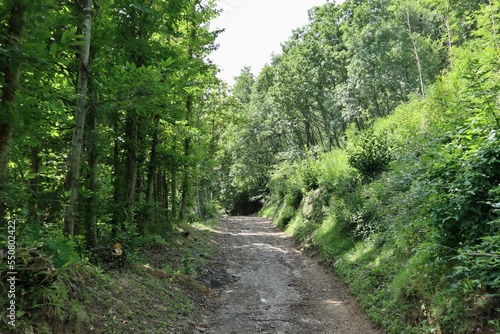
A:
196 216 380 334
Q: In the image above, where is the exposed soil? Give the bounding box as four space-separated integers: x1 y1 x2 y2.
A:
195 216 381 334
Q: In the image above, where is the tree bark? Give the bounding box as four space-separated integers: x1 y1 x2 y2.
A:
146 120 159 204
488 0 498 48
84 93 98 248
179 96 192 221
125 111 138 216
111 130 122 238
405 2 425 98
160 172 169 216
28 147 40 223
317 100 340 149
141 120 159 234
444 5 454 65
63 0 93 237
196 176 203 218
0 1 27 221
171 168 177 219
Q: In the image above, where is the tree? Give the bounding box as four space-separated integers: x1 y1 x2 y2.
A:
0 0 221 244
405 0 425 97
0 0 28 221
63 0 93 237
231 66 255 104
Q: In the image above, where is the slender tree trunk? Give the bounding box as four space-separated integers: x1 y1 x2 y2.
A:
196 177 202 218
291 126 306 148
179 19 198 221
63 0 93 237
119 1 151 232
154 171 159 203
355 117 362 131
405 2 425 98
0 1 27 221
444 5 455 65
161 172 169 216
317 101 338 149
488 0 498 48
303 118 314 147
146 120 159 204
179 96 192 221
171 168 177 219
332 126 341 148
125 111 138 217
84 94 98 248
141 121 159 234
28 147 40 223
111 131 122 238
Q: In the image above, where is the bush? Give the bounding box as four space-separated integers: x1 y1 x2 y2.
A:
268 155 321 208
348 129 393 179
41 236 81 269
424 126 500 249
318 149 360 195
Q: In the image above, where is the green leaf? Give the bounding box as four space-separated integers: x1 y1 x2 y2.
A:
25 173 38 180
49 42 58 56
61 30 71 44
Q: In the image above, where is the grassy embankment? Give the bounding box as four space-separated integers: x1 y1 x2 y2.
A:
262 37 499 334
0 220 217 333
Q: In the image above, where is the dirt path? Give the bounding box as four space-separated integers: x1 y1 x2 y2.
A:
196 216 380 334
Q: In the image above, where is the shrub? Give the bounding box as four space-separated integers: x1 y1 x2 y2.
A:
318 149 360 195
348 129 393 179
424 127 500 249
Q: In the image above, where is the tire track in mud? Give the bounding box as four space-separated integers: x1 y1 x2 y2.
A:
196 216 380 334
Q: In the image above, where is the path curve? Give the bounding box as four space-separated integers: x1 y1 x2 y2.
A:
196 216 380 334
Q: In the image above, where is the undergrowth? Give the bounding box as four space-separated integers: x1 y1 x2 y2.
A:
0 220 216 333
262 32 500 333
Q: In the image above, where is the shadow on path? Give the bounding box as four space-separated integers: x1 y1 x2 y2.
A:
196 216 380 334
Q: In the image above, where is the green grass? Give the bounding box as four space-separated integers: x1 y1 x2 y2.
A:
0 219 219 334
261 95 500 333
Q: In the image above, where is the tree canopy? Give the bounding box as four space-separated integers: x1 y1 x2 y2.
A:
0 0 499 332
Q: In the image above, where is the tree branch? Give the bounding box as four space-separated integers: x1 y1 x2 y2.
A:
462 253 499 258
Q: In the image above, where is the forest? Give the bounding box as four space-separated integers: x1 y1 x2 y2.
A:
0 0 499 333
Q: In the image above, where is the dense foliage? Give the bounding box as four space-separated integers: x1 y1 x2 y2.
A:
0 0 224 330
0 0 223 242
1 0 499 332
218 0 499 333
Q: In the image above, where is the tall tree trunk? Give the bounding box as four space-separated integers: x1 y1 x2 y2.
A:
125 111 138 218
28 147 40 223
196 176 203 218
84 94 98 248
444 5 455 65
332 126 341 148
405 2 425 98
111 130 122 238
63 0 93 237
140 120 159 235
488 0 498 48
171 168 177 219
146 120 159 204
303 117 314 148
372 95 382 117
160 172 169 216
0 1 27 221
179 19 198 221
179 96 192 221
317 100 339 149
